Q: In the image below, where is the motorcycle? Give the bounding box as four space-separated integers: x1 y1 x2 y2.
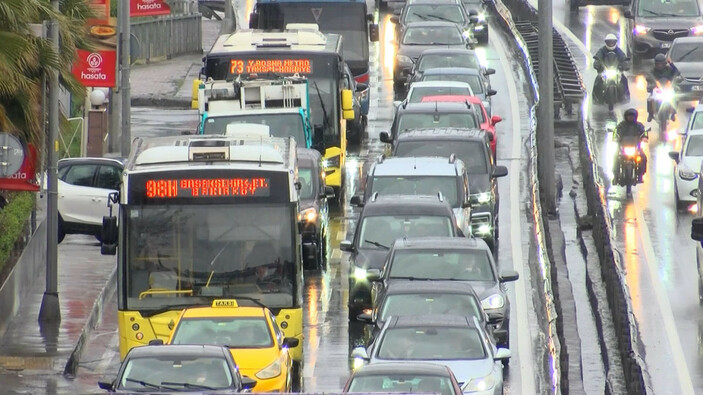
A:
614 130 649 194
594 52 630 111
651 80 676 140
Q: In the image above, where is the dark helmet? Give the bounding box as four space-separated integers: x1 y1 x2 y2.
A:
624 108 638 121
654 53 667 68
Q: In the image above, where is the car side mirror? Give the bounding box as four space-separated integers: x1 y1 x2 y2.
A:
499 269 519 282
356 312 374 324
484 68 496 76
491 115 502 125
669 151 680 162
369 23 380 42
323 186 335 199
390 15 399 24
691 217 703 241
487 89 497 96
493 165 509 178
282 337 300 348
624 10 633 19
149 339 164 345
366 268 382 281
494 348 512 361
98 380 114 391
350 195 364 207
380 131 392 144
340 240 354 252
356 83 368 92
241 376 257 390
351 347 370 361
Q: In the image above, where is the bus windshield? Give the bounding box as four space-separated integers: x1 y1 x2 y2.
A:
202 113 306 144
204 53 340 145
122 204 297 310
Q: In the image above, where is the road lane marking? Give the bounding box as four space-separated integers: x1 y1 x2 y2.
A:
633 193 695 394
491 28 537 394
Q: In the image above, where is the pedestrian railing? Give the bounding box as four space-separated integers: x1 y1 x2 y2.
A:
131 13 203 64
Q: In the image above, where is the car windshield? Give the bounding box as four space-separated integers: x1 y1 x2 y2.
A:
377 327 486 360
370 176 460 207
418 55 479 72
408 86 473 103
404 5 466 24
202 113 306 144
171 317 273 348
637 0 700 17
298 168 315 199
691 113 703 131
348 374 457 395
398 113 478 131
685 135 703 156
394 140 488 174
422 74 484 94
402 26 464 45
670 43 703 62
379 292 482 322
388 249 495 281
358 215 454 249
119 356 233 391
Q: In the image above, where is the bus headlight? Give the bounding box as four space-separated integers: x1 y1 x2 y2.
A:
472 192 492 204
481 294 505 310
256 359 282 380
300 208 318 223
354 267 368 280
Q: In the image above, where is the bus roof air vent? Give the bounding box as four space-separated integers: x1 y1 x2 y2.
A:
189 139 230 161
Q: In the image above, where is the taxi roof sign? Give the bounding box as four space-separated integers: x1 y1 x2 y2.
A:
212 299 238 308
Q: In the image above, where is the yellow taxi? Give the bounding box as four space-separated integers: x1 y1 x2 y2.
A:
167 300 297 393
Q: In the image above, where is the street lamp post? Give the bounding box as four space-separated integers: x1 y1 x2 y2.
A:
120 0 131 157
537 0 556 214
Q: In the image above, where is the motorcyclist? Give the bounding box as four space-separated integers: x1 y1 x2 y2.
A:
646 53 680 122
593 34 630 103
613 108 648 183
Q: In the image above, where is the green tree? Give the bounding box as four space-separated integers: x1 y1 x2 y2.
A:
0 0 94 146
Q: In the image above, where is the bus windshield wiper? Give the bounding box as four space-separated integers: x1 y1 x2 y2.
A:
140 303 208 318
125 377 161 390
312 80 330 135
221 295 266 308
363 239 390 249
161 381 216 390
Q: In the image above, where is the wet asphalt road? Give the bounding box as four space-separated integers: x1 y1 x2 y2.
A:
548 1 703 392
9 8 544 394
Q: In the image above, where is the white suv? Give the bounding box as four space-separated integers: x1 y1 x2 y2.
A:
670 128 703 210
57 158 123 243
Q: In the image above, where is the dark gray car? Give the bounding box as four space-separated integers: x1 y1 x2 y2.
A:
391 0 472 44
667 37 703 101
408 48 489 86
393 21 472 86
419 67 497 113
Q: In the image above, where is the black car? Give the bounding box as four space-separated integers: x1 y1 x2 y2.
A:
357 279 489 342
408 48 489 85
343 361 464 395
391 128 507 249
368 236 518 348
393 21 473 87
340 194 461 319
298 148 335 270
391 0 472 44
98 344 256 393
462 0 488 44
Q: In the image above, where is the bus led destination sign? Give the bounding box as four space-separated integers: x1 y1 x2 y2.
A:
230 59 312 74
145 178 270 198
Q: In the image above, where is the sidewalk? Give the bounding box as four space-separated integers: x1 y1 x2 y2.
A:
130 18 221 108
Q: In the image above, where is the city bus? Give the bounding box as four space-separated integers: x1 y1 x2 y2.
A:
248 0 379 83
196 26 354 198
100 135 305 374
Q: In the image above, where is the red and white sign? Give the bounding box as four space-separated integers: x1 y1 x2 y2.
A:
72 49 117 88
131 0 171 17
0 144 39 192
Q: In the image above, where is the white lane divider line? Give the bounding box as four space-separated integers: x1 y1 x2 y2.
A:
491 24 537 394
633 193 695 394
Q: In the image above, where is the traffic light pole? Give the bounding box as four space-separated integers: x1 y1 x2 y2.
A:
537 0 557 214
39 0 61 323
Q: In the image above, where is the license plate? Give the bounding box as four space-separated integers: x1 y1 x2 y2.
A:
693 85 703 91
661 42 672 48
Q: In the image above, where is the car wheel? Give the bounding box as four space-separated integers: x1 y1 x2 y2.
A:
58 216 66 244
319 231 328 271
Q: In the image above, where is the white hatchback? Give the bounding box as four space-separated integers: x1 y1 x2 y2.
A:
670 128 703 210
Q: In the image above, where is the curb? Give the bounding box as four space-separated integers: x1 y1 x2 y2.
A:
131 95 193 109
63 265 117 377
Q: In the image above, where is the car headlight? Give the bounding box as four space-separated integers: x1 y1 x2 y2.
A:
481 293 505 310
472 192 492 204
691 25 703 35
633 24 650 35
299 207 318 223
679 163 698 181
396 55 413 67
463 374 495 392
354 267 368 280
603 68 618 80
255 359 282 380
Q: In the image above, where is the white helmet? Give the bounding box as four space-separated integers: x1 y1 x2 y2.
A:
605 34 618 50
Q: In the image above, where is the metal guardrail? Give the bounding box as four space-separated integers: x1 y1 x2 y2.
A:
131 13 203 63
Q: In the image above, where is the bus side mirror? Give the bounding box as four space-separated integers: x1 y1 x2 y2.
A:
369 23 380 42
342 89 355 120
692 217 703 241
101 216 118 256
313 125 325 153
191 79 201 109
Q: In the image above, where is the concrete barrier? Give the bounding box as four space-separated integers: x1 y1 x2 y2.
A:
0 220 46 339
488 0 563 392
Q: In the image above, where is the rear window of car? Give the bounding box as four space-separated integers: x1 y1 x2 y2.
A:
402 26 464 45
63 165 97 187
422 74 484 94
398 112 478 131
408 86 473 103
418 54 479 71
395 140 489 174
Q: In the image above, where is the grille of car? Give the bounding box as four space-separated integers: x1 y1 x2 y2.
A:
684 76 703 83
652 29 689 41
470 212 491 234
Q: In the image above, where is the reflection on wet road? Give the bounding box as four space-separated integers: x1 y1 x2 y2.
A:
551 1 703 392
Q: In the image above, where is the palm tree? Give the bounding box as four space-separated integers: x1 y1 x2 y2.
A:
0 0 94 146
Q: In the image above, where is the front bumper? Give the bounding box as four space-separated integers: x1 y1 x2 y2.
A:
676 79 703 101
470 205 495 241
394 65 412 84
630 32 679 58
675 173 699 203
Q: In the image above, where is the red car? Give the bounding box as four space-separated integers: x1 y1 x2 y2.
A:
421 95 502 157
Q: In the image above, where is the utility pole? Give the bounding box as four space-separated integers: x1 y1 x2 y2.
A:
119 0 131 157
537 0 556 214
39 0 61 323
220 0 235 35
